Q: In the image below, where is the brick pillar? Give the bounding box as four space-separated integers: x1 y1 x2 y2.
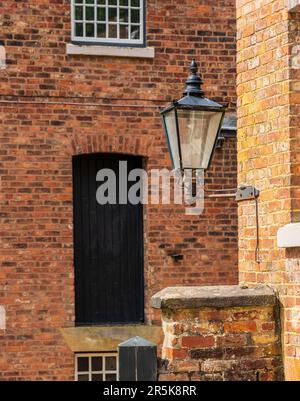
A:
237 0 300 380
152 286 283 381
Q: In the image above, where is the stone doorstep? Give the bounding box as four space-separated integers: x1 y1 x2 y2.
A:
60 325 163 353
151 285 276 310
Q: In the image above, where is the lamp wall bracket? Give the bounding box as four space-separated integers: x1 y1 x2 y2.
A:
236 186 260 202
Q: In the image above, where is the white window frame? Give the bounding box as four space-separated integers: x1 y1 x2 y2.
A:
75 353 119 381
71 0 145 46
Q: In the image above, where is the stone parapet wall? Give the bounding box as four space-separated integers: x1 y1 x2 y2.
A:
152 286 283 381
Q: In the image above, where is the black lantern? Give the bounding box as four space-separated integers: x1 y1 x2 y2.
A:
161 60 227 172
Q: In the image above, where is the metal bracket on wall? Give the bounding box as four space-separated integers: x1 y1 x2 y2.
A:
236 186 260 202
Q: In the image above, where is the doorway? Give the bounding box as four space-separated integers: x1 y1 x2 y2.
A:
73 153 144 325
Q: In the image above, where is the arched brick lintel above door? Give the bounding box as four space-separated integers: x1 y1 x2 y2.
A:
69 133 155 159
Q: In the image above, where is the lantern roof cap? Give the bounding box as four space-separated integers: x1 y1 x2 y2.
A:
176 94 225 109
160 95 226 115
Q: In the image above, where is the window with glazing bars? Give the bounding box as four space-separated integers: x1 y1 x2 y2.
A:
75 353 118 381
71 0 145 46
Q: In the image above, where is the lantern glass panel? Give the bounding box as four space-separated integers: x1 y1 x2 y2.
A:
177 109 223 170
163 109 181 170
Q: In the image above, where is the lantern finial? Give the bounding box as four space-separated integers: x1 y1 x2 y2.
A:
184 59 204 97
190 59 198 74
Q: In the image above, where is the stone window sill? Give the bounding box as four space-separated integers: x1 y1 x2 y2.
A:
277 223 300 248
66 43 155 59
60 325 162 353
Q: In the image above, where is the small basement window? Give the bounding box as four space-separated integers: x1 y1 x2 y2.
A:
71 0 145 46
75 353 118 381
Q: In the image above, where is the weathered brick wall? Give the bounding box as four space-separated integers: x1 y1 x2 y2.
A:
289 10 300 222
0 0 236 103
237 0 300 380
153 286 283 381
0 1 237 380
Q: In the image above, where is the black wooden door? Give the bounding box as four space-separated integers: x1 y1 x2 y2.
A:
73 153 144 325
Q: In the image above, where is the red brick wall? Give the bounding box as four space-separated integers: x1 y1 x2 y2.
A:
236 0 300 380
159 304 283 382
0 0 237 380
0 0 236 102
289 10 300 223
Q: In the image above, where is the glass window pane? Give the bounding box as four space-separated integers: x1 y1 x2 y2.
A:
177 110 223 170
92 357 102 371
119 8 128 23
78 374 89 381
97 7 106 21
92 374 103 381
75 23 83 37
108 8 117 22
131 9 140 23
77 357 89 372
130 25 140 40
86 7 95 21
164 110 181 170
105 356 117 371
120 0 128 5
75 6 83 20
97 0 105 4
108 0 117 4
75 0 83 3
86 23 95 37
108 24 117 38
106 374 117 381
86 0 95 4
97 24 106 38
131 0 140 6
120 24 128 39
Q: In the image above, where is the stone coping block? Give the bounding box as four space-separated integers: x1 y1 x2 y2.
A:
151 285 276 310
